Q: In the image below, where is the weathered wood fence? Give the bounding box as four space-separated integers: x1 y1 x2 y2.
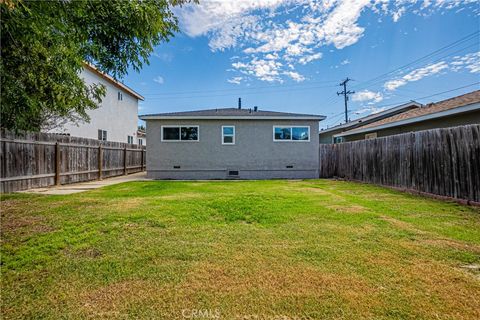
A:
319 124 480 203
1 129 146 193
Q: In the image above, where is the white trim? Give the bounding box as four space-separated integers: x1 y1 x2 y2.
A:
319 101 421 134
221 125 235 145
334 102 480 138
83 62 144 101
273 125 311 142
141 115 325 120
161 125 200 142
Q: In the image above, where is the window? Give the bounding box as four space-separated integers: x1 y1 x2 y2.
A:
118 91 123 101
138 138 143 146
162 126 199 141
222 126 235 145
273 126 309 141
98 129 107 141
127 135 134 144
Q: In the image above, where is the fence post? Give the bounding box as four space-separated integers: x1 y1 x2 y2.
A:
98 144 103 180
55 142 61 186
124 146 127 175
141 148 144 172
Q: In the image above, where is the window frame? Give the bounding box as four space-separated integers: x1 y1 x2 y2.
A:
98 129 107 141
273 125 310 142
221 125 235 145
127 135 134 144
161 125 200 142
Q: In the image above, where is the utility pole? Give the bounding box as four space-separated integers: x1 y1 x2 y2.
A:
337 78 355 123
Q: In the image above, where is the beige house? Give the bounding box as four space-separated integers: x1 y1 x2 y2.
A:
334 90 480 142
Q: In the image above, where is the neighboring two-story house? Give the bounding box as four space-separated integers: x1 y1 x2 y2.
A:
140 107 325 180
50 63 144 144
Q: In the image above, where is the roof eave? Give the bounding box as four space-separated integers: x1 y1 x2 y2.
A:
83 63 145 101
319 101 422 135
334 102 480 138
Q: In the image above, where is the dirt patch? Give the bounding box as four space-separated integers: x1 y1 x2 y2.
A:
80 280 160 315
1 214 54 235
327 204 366 213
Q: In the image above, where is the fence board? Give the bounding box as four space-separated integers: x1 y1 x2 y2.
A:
319 124 480 203
0 129 146 193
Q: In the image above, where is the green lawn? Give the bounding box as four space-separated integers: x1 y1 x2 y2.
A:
1 180 480 319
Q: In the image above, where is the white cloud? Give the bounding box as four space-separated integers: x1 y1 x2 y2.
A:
352 90 383 103
451 52 480 73
153 76 164 85
152 52 173 62
176 0 479 83
227 76 244 84
284 71 305 82
340 59 350 65
354 106 387 115
232 58 284 82
384 61 448 90
298 53 322 65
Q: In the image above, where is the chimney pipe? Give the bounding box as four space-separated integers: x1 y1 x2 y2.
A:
254 106 258 112
238 97 242 109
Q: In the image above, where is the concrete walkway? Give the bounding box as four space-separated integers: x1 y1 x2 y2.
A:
22 172 149 195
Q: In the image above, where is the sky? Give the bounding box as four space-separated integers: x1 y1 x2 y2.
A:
123 0 480 129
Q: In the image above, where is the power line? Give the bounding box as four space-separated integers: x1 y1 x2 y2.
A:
351 31 479 91
337 78 355 123
142 79 339 97
144 83 338 100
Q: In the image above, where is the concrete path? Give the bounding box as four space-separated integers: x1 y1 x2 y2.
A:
22 172 149 195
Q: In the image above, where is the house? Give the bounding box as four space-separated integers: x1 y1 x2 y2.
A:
334 90 480 142
50 63 144 144
137 129 146 146
319 101 421 144
140 108 325 179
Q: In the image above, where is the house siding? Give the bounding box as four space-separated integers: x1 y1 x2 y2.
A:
146 119 319 179
49 67 140 144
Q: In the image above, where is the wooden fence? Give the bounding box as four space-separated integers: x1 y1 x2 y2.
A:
1 129 146 193
319 124 480 203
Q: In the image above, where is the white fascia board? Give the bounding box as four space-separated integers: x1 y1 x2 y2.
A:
334 102 480 138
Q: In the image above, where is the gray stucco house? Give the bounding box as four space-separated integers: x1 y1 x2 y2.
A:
140 108 325 179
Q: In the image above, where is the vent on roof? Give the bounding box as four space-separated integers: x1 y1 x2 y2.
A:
254 106 258 112
173 165 181 169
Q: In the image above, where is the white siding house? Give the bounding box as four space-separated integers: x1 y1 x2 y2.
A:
50 63 144 144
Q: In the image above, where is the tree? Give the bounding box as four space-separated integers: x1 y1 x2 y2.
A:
1 0 192 132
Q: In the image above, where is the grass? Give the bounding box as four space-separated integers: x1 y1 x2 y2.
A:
1 180 480 319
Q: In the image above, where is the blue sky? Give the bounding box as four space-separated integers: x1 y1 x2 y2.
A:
124 0 480 129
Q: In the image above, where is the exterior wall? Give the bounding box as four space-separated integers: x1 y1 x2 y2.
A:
342 111 480 142
319 131 337 144
49 68 139 144
146 119 320 179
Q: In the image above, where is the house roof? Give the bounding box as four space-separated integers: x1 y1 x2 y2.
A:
335 90 480 138
140 108 325 120
83 63 144 101
319 101 422 135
